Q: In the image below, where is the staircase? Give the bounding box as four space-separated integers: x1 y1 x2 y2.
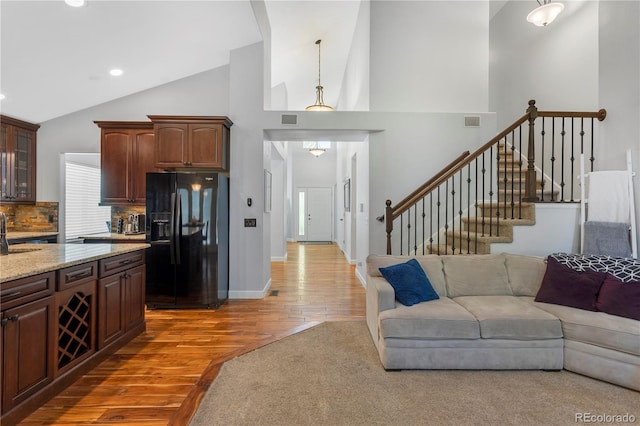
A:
383 100 607 256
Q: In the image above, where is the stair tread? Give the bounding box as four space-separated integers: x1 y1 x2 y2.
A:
461 217 535 226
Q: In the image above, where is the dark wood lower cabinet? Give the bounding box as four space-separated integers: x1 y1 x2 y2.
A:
0 250 146 425
98 263 145 349
1 295 55 413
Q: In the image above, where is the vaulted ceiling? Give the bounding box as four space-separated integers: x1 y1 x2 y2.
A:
0 0 362 124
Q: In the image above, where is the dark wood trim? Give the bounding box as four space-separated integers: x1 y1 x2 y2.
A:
147 115 233 128
0 115 40 131
94 121 153 129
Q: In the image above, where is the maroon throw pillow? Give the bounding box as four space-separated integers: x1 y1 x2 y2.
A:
596 275 640 321
535 257 607 311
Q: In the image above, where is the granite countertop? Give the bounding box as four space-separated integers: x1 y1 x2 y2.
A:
7 231 59 241
80 232 146 241
0 243 150 283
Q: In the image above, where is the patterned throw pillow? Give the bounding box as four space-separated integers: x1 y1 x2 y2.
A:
549 253 640 283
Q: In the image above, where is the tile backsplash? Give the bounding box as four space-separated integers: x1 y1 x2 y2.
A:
110 205 145 232
0 202 59 231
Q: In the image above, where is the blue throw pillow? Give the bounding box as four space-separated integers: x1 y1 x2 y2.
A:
379 259 440 306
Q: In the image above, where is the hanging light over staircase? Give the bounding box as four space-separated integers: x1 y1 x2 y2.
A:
305 39 334 111
527 0 564 27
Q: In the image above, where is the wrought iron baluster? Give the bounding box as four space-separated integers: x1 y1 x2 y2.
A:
571 118 575 201
451 175 456 254
458 169 463 255
509 133 515 219
560 117 566 201
481 152 486 238
490 146 496 236
590 118 595 171
540 117 553 201
550 118 555 201
467 164 471 255
444 180 449 254
519 125 523 219
429 192 433 254
422 198 425 255
414 203 418 255
475 158 479 254
436 186 441 255
399 214 403 255
407 208 411 256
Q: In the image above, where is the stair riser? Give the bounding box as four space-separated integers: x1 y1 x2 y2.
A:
462 221 513 239
427 244 491 255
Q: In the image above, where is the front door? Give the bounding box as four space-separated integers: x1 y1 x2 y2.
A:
298 187 333 242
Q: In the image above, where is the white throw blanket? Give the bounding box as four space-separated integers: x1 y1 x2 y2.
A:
587 170 630 223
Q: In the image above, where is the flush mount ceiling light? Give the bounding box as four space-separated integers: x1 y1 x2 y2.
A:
65 0 86 7
109 68 123 77
305 39 333 111
0 94 5 100
527 0 564 26
308 142 326 157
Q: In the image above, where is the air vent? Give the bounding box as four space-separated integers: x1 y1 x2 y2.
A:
281 114 298 125
464 116 481 127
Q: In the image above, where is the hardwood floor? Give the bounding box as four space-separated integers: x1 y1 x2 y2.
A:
18 242 366 425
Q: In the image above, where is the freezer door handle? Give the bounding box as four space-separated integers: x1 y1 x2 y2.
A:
169 193 177 265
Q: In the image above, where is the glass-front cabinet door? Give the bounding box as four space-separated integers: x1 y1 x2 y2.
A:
0 115 39 204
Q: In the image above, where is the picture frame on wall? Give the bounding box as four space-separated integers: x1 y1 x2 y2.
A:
264 169 272 213
344 178 351 212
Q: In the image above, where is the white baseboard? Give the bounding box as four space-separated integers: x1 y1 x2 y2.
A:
229 278 271 299
271 253 288 261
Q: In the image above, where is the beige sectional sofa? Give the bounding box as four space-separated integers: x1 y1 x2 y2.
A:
366 254 640 391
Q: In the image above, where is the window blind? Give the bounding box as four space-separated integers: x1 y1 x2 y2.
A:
65 161 110 240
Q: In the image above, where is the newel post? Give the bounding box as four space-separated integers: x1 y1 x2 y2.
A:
523 100 540 202
385 200 393 255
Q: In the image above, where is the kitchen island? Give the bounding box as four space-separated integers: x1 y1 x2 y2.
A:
0 243 149 424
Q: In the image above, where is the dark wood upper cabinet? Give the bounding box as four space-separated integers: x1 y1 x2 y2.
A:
95 121 156 206
0 115 39 204
148 116 232 171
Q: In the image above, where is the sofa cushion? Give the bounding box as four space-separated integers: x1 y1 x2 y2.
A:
505 253 546 297
378 297 480 340
367 255 447 296
378 259 439 306
596 275 640 321
442 254 512 297
453 296 563 340
534 257 606 311
523 297 640 356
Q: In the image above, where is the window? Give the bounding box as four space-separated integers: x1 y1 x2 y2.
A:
64 156 111 240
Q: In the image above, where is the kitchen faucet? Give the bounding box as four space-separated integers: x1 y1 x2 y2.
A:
0 211 8 255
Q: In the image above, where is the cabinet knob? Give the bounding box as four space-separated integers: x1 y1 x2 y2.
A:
1 318 7 327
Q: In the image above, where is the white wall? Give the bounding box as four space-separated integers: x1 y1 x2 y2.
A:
336 0 370 111
370 0 489 112
490 0 599 128
229 42 272 298
270 142 287 260
37 67 230 202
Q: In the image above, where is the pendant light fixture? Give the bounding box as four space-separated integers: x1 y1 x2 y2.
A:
527 0 564 27
305 40 333 111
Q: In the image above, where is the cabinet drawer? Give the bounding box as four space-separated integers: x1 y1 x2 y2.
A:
0 271 55 311
57 262 98 291
99 251 144 278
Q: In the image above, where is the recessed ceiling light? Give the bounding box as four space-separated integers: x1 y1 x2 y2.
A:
109 69 123 77
0 94 5 100
65 0 86 7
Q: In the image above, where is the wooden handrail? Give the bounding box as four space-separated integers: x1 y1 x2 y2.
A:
538 109 607 121
390 151 470 218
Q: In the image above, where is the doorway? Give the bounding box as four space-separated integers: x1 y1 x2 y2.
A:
297 187 333 242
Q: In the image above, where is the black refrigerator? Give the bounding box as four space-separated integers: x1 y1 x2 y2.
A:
145 172 229 309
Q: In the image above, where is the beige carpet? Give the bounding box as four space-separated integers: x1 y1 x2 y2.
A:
190 321 639 426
